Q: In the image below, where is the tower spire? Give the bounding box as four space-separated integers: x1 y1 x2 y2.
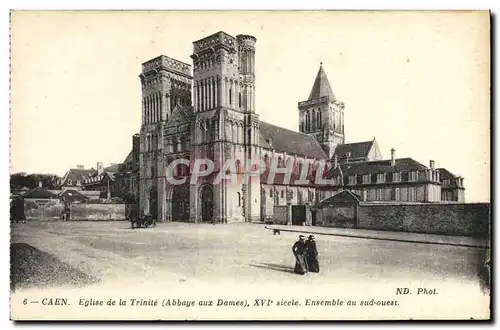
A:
308 63 336 101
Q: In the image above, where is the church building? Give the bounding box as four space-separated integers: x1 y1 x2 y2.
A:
138 31 465 224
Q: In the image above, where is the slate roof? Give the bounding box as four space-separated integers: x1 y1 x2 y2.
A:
308 64 336 101
59 189 88 203
122 151 133 164
61 168 94 185
437 168 458 180
333 140 374 160
105 171 117 181
23 187 57 199
339 158 428 176
104 164 121 172
259 121 327 159
319 190 362 206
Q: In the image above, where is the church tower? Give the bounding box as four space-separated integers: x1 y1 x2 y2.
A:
138 56 192 218
298 63 345 158
190 31 260 223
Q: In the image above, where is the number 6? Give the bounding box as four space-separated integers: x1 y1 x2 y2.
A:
23 298 27 305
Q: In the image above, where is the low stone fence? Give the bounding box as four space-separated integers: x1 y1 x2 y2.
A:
70 203 127 221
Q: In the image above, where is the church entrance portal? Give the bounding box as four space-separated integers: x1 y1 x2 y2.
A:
291 205 306 226
200 185 213 223
172 186 190 222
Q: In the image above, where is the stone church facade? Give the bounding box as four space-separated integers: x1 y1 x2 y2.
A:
138 30 465 224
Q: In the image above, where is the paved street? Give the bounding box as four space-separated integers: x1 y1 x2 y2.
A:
10 220 489 289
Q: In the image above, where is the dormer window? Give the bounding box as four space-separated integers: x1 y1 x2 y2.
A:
348 175 356 185
409 171 418 182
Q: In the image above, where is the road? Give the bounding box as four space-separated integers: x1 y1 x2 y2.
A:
9 220 491 320
10 220 489 287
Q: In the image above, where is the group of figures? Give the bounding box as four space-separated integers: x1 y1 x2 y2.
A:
292 234 320 275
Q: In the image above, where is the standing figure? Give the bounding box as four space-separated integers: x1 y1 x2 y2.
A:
305 235 320 273
292 235 308 275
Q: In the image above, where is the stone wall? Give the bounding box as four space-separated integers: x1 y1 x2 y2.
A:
70 204 127 221
356 202 490 237
318 204 356 228
24 199 63 220
273 205 288 225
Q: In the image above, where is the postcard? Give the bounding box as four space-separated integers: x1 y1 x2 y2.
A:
9 10 491 321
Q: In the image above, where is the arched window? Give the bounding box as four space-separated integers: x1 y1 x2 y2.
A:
317 111 321 128
264 154 270 170
229 87 232 105
239 92 242 108
235 159 242 173
278 157 284 168
232 123 237 142
172 138 178 153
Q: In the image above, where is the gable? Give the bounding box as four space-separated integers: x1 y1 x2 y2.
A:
166 105 194 126
333 140 374 161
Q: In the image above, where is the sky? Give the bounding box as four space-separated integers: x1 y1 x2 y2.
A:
10 10 490 202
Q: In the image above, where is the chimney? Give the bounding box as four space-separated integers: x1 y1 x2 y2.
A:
334 154 338 169
76 165 84 169
429 160 435 169
97 162 104 175
38 181 42 188
390 148 395 166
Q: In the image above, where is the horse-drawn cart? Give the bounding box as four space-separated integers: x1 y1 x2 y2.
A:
130 212 156 229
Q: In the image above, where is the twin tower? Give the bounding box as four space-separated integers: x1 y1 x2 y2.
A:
138 31 261 223
138 31 345 222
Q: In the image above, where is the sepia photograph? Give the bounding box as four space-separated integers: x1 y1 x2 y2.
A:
8 10 491 321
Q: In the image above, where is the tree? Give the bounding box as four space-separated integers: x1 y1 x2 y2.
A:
10 173 62 190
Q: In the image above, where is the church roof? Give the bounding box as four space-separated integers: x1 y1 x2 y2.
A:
308 64 336 101
259 121 327 159
333 140 374 160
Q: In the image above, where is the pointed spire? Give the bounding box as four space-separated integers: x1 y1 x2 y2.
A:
308 63 336 101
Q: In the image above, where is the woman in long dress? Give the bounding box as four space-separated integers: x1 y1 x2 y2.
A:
305 235 320 273
292 235 308 275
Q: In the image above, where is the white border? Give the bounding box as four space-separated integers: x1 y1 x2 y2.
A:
2 1 497 329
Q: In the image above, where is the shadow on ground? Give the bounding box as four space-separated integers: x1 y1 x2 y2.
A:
10 243 99 292
250 262 295 274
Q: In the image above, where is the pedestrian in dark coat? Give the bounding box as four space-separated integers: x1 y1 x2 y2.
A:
305 235 319 273
292 235 308 275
